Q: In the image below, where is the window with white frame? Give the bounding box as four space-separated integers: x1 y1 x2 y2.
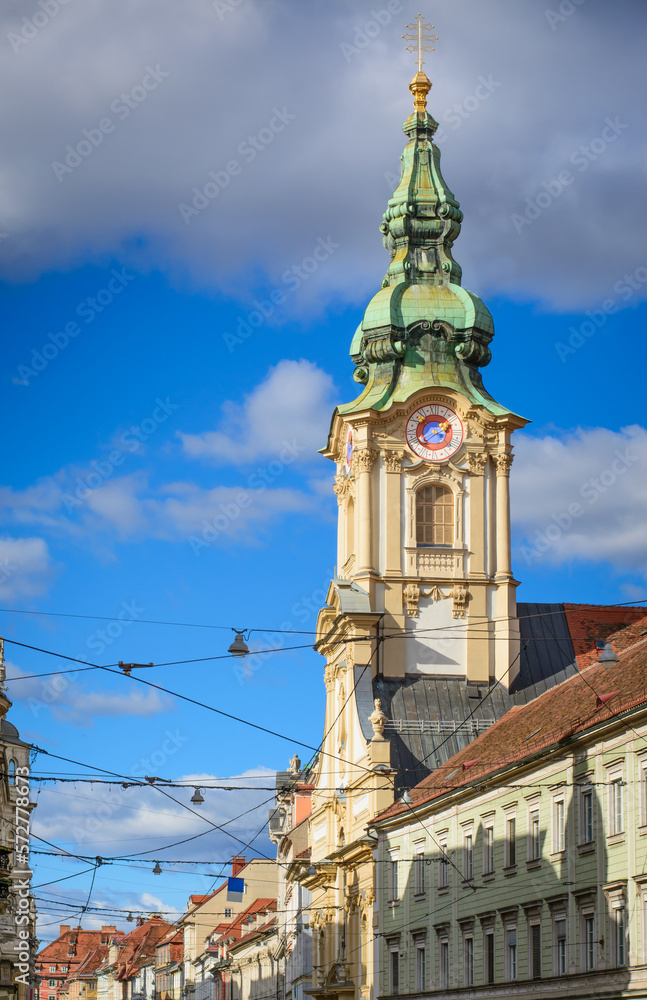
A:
529 922 542 980
224 908 232 919
484 823 495 874
528 807 541 860
505 814 517 867
414 840 426 895
609 771 625 835
415 940 426 992
484 928 495 984
439 938 449 989
553 796 565 853
60 968 68 974
582 912 595 971
554 915 567 976
614 905 627 966
49 968 56 974
388 942 399 995
388 850 399 902
463 830 473 880
580 786 594 844
640 759 647 826
48 981 57 988
505 926 517 981
438 838 449 889
463 935 474 987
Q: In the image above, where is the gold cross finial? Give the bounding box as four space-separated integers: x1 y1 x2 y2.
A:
403 13 437 73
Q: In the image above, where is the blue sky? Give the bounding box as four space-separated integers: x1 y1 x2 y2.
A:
1 0 646 939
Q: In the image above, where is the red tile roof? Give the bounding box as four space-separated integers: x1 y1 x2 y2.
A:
65 946 109 981
112 919 175 981
563 603 647 666
38 928 117 970
229 918 277 951
376 614 647 822
209 899 277 944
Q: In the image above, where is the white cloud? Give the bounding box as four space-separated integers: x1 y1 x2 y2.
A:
0 0 645 310
511 424 647 572
179 360 336 465
31 768 276 861
0 535 53 599
6 661 175 727
0 364 334 555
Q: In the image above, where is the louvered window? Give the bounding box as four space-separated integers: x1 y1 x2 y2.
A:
416 486 453 546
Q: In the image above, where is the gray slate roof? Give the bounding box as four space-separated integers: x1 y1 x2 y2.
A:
364 603 580 792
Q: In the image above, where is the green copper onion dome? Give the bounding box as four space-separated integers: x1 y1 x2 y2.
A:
340 70 510 418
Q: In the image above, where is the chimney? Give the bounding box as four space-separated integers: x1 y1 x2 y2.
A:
231 856 246 877
60 926 71 936
101 926 117 934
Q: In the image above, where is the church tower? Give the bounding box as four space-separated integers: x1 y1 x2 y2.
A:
317 64 527 694
304 56 529 1000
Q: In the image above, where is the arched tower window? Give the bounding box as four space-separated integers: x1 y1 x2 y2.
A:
6 760 15 785
416 485 454 546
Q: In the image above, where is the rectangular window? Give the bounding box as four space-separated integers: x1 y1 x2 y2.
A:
584 915 595 971
415 945 426 992
506 927 517 981
506 816 516 867
615 908 626 966
438 840 448 889
389 852 399 902
439 940 449 989
463 832 473 880
555 918 567 976
389 947 399 995
581 788 594 843
463 936 474 987
554 798 565 852
530 923 541 980
610 778 624 835
49 969 56 974
485 930 495 984
48 982 57 988
529 809 540 860
641 763 647 826
60 968 68 974
414 841 426 895
484 825 494 874
224 908 232 919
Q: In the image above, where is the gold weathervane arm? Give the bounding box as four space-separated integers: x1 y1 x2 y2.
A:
403 13 438 73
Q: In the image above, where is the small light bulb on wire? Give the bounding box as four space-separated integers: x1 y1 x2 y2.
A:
191 787 204 806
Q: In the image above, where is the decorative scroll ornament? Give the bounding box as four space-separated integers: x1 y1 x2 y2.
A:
333 475 356 505
354 448 378 474
451 584 469 619
403 582 421 618
382 450 404 473
494 453 513 477
466 452 488 475
403 581 469 619
368 698 388 740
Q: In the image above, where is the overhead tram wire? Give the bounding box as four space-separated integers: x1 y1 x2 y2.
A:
7 642 384 782
6 598 647 680
0 597 645 635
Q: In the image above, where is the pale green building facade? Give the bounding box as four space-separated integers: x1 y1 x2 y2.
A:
372 636 647 1000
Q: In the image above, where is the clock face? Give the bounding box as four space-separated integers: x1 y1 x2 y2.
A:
343 426 354 474
405 404 464 462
